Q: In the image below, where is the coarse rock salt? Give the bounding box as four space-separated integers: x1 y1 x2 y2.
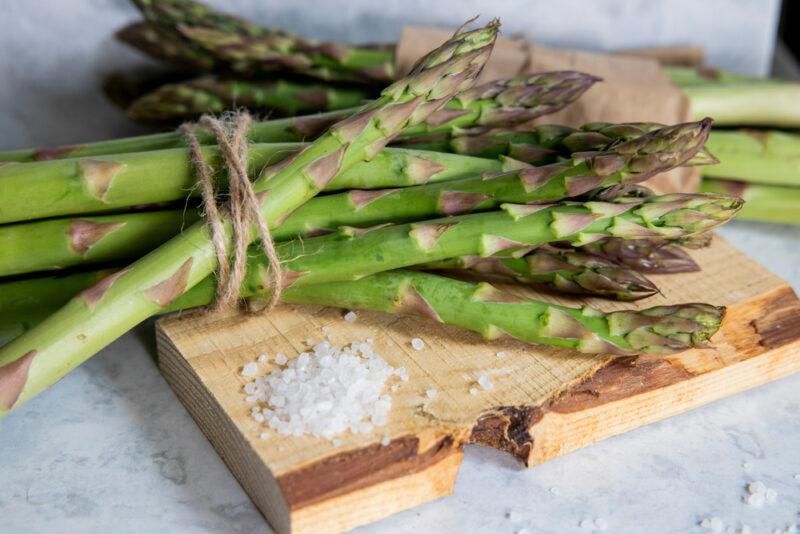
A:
344 311 358 322
249 340 395 439
765 487 777 503
496 351 506 359
380 437 391 447
469 387 478 396
794 473 800 481
477 374 493 391
594 518 608 531
740 526 751 534
241 362 258 377
259 432 269 440
549 486 559 495
748 481 767 495
579 518 594 529
257 354 269 363
516 529 529 534
411 338 425 351
425 388 438 399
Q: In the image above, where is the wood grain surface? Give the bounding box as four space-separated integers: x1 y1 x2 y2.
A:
156 235 800 534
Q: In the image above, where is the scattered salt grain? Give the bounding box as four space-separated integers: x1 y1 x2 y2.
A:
740 526 751 534
411 338 425 351
725 527 734 534
366 338 374 344
748 481 766 495
426 388 438 399
708 517 724 533
516 529 529 534
344 311 358 322
469 387 478 396
549 486 559 495
579 518 594 529
742 461 752 471
381 437 391 447
241 362 258 377
794 473 800 481
477 374 493 391
391 384 399 392
275 354 288 365
745 492 765 508
245 395 258 404
765 487 778 503
594 518 608 531
260 432 269 440
700 519 711 529
394 367 409 381
305 338 315 346
496 351 506 359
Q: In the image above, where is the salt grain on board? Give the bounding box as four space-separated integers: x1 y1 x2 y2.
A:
241 362 258 377
426 388 438 399
344 311 357 322
411 338 425 351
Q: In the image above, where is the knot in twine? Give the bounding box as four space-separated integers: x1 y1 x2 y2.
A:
181 111 284 311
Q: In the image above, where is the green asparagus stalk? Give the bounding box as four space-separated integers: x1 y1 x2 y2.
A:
681 82 800 128
126 77 374 124
0 268 724 356
0 146 504 224
398 120 718 167
117 21 218 72
130 0 396 83
701 178 800 225
0 119 715 276
581 238 701 273
1 70 598 162
700 129 800 187
281 270 724 355
422 246 658 301
0 19 500 416
0 210 200 277
0 270 118 343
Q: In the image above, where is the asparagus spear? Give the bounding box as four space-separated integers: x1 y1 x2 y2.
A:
117 21 218 72
1 70 598 162
0 268 724 357
700 129 800 187
681 82 800 128
0 19 500 416
126 77 374 124
0 119 714 276
0 146 504 224
421 246 658 301
130 0 396 83
701 178 800 225
398 120 718 166
580 238 701 273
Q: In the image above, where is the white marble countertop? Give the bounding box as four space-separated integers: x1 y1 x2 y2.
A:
2 225 799 534
1 2 799 533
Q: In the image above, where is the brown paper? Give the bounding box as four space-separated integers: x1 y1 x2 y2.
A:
396 27 698 193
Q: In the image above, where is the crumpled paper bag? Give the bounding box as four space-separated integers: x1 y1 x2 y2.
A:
396 28 698 193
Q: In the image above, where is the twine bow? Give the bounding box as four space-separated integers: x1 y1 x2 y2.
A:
181 111 284 311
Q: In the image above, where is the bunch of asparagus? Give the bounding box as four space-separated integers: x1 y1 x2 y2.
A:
0 19 744 420
101 0 798 225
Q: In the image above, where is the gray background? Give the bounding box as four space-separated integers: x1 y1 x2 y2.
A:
0 0 782 150
1 1 799 533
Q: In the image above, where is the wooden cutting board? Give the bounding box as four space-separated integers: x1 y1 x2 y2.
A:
156 235 800 534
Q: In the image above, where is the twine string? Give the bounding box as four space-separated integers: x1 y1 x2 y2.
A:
181 111 284 311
